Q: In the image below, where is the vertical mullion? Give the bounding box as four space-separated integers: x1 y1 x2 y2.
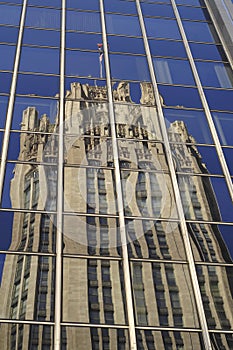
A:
99 1 137 349
171 0 233 203
0 1 28 204
54 0 65 349
135 1 212 350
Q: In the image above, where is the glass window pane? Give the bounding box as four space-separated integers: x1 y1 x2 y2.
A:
141 3 175 17
212 112 233 146
0 4 21 26
158 85 203 109
105 0 137 14
66 0 99 10
178 5 211 21
0 254 55 320
131 262 198 327
25 7 61 29
0 95 9 128
153 58 195 85
66 32 102 50
61 327 129 349
0 72 12 93
66 10 101 32
63 259 126 324
19 47 60 74
16 73 60 97
0 44 16 71
165 108 213 144
108 35 145 54
205 89 233 112
149 39 187 58
136 330 204 349
190 42 228 61
0 26 19 44
28 0 61 6
223 148 233 176
66 50 102 78
183 21 219 43
196 61 233 88
145 18 181 40
110 54 150 81
106 14 141 36
23 28 60 47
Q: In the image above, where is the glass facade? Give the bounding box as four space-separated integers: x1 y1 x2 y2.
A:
0 0 232 349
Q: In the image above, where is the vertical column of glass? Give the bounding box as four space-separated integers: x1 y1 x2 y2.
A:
54 0 65 349
170 0 233 203
135 1 212 350
99 1 137 349
0 0 27 203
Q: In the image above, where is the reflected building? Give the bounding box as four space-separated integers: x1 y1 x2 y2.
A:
0 81 233 349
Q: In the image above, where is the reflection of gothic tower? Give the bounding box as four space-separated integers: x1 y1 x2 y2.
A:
0 82 232 349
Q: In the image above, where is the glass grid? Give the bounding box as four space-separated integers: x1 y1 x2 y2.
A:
0 0 232 349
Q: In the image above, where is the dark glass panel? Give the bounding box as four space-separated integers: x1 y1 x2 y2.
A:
108 35 145 54
28 0 61 6
131 261 198 327
0 95 9 128
19 47 59 74
176 0 205 4
0 211 56 253
110 54 150 81
149 38 187 58
61 327 129 349
191 145 223 175
2 162 57 211
63 258 126 324
145 17 181 40
12 97 58 131
0 254 55 321
205 88 233 112
178 5 211 21
0 44 16 71
66 32 102 50
196 265 233 330
66 50 103 78
126 219 185 260
0 26 19 44
196 61 233 89
105 0 137 14
141 3 175 17
66 10 101 33
63 215 121 257
16 74 59 97
66 0 99 10
189 223 233 263
164 108 213 144
23 28 60 47
189 42 228 61
153 57 195 85
106 14 141 36
183 20 219 43
0 324 54 350
0 72 12 93
25 7 61 29
136 330 204 349
223 148 233 176
179 175 233 222
158 85 203 109
0 4 21 26
212 112 233 146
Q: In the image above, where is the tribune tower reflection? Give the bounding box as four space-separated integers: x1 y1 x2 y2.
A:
0 81 232 349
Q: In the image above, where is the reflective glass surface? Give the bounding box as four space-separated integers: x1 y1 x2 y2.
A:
0 4 21 26
145 17 181 39
19 47 60 74
25 7 61 29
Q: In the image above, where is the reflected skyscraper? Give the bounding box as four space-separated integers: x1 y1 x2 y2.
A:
0 1 233 350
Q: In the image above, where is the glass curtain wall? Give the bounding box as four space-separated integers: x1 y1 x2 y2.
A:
0 0 232 349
